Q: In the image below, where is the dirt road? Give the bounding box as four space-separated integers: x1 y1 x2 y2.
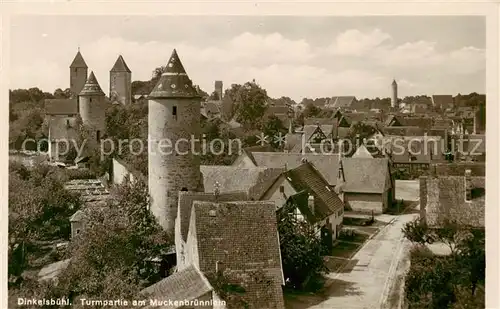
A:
308 212 418 309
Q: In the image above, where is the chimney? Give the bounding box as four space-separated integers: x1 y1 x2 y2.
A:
308 194 315 215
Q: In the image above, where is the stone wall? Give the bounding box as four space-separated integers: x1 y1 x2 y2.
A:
148 97 204 233
420 176 484 227
112 158 135 185
79 95 107 134
70 67 87 95
343 192 384 214
110 71 132 105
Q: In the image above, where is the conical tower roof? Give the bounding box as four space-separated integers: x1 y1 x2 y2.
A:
148 49 200 99
392 79 397 85
110 55 131 73
70 51 88 68
79 71 105 96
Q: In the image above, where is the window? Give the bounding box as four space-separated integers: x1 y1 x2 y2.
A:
279 185 285 193
76 229 81 235
66 119 70 127
90 98 92 103
181 187 188 192
74 68 77 73
96 130 101 142
173 106 177 119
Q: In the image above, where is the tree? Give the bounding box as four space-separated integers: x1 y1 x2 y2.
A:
402 220 485 308
231 81 268 130
8 163 82 281
277 201 327 291
302 103 321 118
41 179 173 306
209 91 220 101
261 116 287 150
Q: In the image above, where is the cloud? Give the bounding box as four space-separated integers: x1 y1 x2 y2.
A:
328 29 392 56
9 28 485 101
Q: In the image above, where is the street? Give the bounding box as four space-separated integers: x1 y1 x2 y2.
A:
308 212 419 309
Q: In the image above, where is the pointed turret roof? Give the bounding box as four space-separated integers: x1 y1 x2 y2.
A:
79 71 105 96
110 55 131 73
148 49 200 99
70 51 88 68
392 79 397 85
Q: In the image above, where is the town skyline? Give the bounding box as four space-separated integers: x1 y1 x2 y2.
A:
10 15 485 101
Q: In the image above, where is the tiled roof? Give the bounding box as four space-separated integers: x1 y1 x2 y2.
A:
432 95 454 109
149 49 200 99
383 126 425 136
190 200 285 309
79 71 105 96
69 51 88 68
178 191 248 242
285 162 344 223
332 96 357 108
202 101 220 115
284 133 303 152
69 210 86 222
45 99 78 115
64 179 110 204
401 117 434 129
110 55 131 73
352 144 374 158
384 136 444 164
250 152 340 186
140 265 213 308
304 118 334 126
341 158 391 193
200 166 284 200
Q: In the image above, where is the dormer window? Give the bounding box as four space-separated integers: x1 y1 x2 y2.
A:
279 185 285 193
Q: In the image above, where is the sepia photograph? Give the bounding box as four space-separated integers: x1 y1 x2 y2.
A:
2 3 498 309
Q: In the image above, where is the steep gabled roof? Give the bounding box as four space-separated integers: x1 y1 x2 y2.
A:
200 166 284 200
284 162 344 222
178 191 248 242
341 157 391 193
250 152 340 186
333 96 357 108
190 200 285 308
140 265 213 307
110 55 131 73
45 99 78 115
352 144 374 158
70 51 88 68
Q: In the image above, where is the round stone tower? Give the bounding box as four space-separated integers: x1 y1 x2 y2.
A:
109 55 132 105
391 79 398 109
70 49 88 97
148 49 204 232
78 71 107 140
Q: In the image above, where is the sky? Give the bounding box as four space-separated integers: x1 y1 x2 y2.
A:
9 15 486 102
